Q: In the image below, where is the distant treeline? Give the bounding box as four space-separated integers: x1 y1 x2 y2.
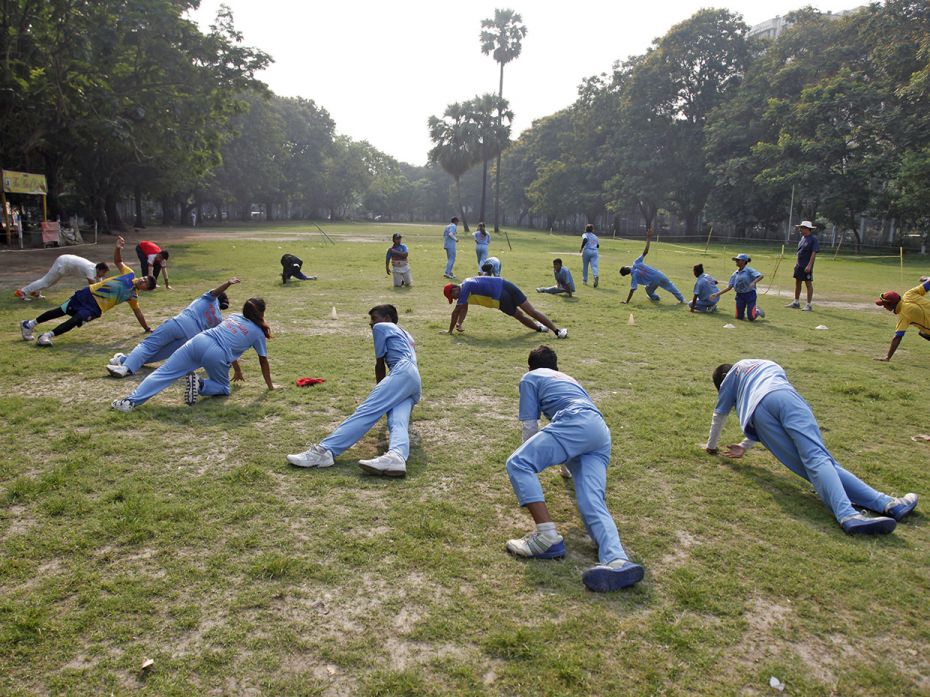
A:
2 2 928 249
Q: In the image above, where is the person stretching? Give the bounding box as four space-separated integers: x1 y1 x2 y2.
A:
620 230 684 304
15 254 109 300
287 304 420 477
536 258 576 297
135 240 171 289
874 278 930 361
443 276 567 338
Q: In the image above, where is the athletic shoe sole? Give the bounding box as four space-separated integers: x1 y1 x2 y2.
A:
582 562 645 592
842 517 896 535
358 463 406 477
184 373 197 405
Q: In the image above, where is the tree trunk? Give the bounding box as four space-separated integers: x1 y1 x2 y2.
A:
479 159 488 223
43 153 61 219
265 201 274 222
160 197 172 226
133 185 145 228
105 192 125 232
493 62 505 233
454 177 470 232
91 195 108 233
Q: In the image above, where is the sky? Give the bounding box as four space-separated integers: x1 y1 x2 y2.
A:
189 0 860 166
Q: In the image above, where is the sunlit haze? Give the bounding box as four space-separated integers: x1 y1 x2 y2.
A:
190 0 860 166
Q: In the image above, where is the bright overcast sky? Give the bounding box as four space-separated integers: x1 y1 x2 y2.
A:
190 1 859 166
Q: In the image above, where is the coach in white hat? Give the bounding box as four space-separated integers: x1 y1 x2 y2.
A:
786 220 820 311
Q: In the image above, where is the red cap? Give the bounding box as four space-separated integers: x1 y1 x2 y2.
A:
443 283 456 303
876 291 900 306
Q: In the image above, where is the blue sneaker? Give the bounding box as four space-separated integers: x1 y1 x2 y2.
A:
506 531 565 559
884 493 918 521
582 560 645 592
840 513 896 535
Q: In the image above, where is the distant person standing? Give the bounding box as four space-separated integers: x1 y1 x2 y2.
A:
481 257 502 277
786 221 820 311
689 263 719 313
619 230 685 304
580 224 600 287
536 258 575 297
443 217 459 279
473 222 491 269
385 233 412 287
135 240 171 289
15 254 109 300
280 253 316 283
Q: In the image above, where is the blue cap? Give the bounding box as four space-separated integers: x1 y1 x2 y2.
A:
732 253 751 262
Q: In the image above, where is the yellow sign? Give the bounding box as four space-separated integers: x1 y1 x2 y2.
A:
2 170 48 195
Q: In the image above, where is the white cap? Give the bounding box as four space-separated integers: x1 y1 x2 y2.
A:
795 220 815 229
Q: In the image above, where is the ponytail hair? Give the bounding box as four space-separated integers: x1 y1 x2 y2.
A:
243 297 272 339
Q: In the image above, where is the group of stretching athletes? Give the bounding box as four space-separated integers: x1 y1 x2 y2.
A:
13 223 926 593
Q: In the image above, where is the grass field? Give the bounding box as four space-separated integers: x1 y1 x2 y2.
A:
1 222 928 696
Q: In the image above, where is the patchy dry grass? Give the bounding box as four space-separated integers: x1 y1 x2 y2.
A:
1 222 928 695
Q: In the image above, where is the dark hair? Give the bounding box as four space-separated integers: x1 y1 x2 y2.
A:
619 266 631 276
528 345 558 371
392 233 402 239
553 258 562 266
159 250 169 260
369 304 398 324
693 263 704 276
144 275 157 290
478 222 485 228
451 217 459 223
244 297 271 338
217 292 230 310
96 262 109 273
712 363 733 391
585 224 594 232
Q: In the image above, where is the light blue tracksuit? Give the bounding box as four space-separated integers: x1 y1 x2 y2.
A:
539 267 576 295
125 314 266 406
320 322 421 460
121 291 223 374
506 368 629 564
690 273 719 312
715 360 892 522
474 230 490 268
443 223 457 276
630 255 684 302
581 232 599 283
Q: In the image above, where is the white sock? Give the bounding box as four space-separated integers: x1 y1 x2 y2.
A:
536 521 558 538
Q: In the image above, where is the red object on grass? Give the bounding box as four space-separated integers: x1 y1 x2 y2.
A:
296 377 326 387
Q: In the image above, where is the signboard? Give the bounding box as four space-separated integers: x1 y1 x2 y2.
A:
2 170 48 195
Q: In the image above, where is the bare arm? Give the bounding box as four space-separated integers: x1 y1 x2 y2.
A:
211 277 240 297
876 334 903 362
114 236 125 267
751 274 764 288
130 304 152 332
160 264 171 289
805 251 817 273
375 357 386 383
642 229 653 257
623 288 635 304
448 304 467 333
711 285 733 300
258 355 281 389
232 359 244 381
691 294 698 312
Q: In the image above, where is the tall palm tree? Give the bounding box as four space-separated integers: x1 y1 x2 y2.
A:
480 8 527 232
465 93 513 224
427 101 476 231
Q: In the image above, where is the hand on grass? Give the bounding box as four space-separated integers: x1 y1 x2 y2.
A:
703 445 718 455
232 372 244 382
873 356 890 362
724 444 746 458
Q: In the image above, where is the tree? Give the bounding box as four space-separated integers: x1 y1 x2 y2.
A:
480 8 527 232
428 101 477 231
465 93 512 223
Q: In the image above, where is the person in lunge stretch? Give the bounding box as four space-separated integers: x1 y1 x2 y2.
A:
505 345 645 592
286 304 420 478
874 277 930 361
620 230 684 304
281 253 316 283
15 254 109 300
111 297 279 411
443 276 568 338
106 278 238 377
703 359 917 535
20 237 154 346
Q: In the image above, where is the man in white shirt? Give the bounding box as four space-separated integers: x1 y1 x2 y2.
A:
15 254 109 300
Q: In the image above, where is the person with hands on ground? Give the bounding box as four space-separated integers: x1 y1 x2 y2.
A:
111 297 280 411
135 240 171 289
505 345 644 592
703 359 917 535
711 253 764 320
536 258 576 297
443 276 567 338
874 277 930 361
106 278 239 378
287 304 420 477
20 236 154 346
619 229 685 304
15 254 109 300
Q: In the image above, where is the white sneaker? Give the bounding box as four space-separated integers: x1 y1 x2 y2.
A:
287 444 335 468
754 307 765 319
536 323 549 333
184 372 199 405
785 300 801 308
109 352 127 366
556 328 568 339
107 364 131 378
358 451 407 477
506 531 565 559
20 319 35 341
535 288 545 293
111 399 134 412
36 332 53 346
559 464 572 479
802 304 813 311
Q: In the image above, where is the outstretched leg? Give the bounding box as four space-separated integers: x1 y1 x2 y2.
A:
517 300 559 332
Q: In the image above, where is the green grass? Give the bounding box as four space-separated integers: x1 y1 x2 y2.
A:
1 222 928 695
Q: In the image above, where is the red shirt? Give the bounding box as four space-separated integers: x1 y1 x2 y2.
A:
139 240 161 256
